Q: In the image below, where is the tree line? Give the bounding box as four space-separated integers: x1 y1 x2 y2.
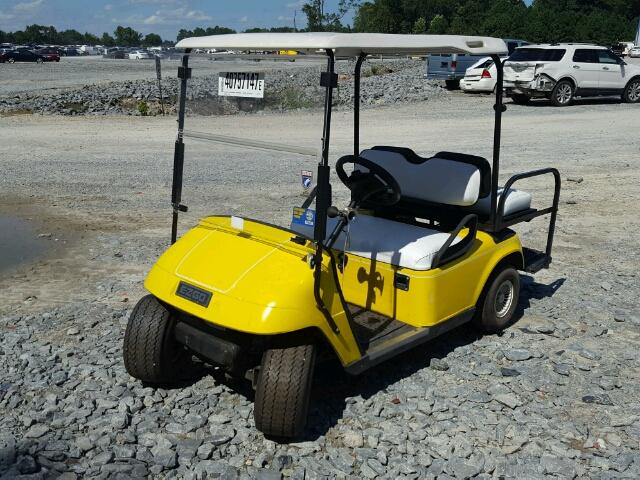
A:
2 1 638 47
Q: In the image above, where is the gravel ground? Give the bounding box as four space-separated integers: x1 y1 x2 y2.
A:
0 56 442 116
1 94 640 479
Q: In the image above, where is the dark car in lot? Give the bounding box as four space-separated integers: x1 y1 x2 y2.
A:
36 48 61 62
103 48 127 59
61 47 79 56
0 48 47 63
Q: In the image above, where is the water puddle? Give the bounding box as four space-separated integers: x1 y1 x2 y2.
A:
0 214 50 271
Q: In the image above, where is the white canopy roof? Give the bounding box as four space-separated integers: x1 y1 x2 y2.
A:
176 32 508 57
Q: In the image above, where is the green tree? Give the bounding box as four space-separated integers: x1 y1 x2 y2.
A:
412 17 427 34
101 32 116 47
114 25 142 46
142 33 162 47
302 0 359 31
428 14 448 34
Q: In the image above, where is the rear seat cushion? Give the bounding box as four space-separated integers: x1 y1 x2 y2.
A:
359 149 482 206
290 215 462 271
469 188 532 217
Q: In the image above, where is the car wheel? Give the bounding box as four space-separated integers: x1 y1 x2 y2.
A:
254 344 316 438
123 295 194 386
511 94 530 105
473 266 520 334
36 58 43 64
445 80 460 90
622 78 640 103
551 80 574 107
7 58 15 64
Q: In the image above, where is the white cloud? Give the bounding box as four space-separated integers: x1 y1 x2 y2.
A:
278 15 293 21
121 7 211 26
239 16 249 23
286 1 304 8
104 4 113 11
0 10 15 20
13 0 44 13
185 10 211 21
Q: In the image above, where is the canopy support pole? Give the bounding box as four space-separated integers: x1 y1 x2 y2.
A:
489 55 505 231
171 51 191 244
313 49 340 335
354 53 366 157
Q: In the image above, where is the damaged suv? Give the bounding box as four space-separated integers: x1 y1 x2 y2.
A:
504 44 640 106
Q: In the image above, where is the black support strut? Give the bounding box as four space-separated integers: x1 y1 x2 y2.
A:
171 51 191 244
354 53 366 157
489 55 505 231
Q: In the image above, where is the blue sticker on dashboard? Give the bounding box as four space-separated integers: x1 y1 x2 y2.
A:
292 207 315 227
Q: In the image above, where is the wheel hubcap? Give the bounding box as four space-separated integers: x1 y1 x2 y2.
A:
495 280 514 318
629 82 640 102
556 84 572 104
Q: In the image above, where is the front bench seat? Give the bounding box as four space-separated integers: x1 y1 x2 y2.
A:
290 215 463 271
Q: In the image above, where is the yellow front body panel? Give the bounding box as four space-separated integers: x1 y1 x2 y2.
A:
145 216 522 367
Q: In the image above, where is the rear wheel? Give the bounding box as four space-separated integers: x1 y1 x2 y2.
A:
474 266 520 334
36 58 43 64
445 80 460 90
622 78 640 103
123 295 194 385
551 80 574 107
511 94 531 105
254 344 316 438
7 58 15 64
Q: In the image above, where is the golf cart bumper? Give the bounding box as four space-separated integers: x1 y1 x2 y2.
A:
505 75 555 98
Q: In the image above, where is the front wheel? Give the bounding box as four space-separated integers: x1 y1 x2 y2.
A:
36 58 43 64
473 266 520 334
551 80 574 107
254 344 316 438
622 78 640 103
123 295 194 385
7 58 15 64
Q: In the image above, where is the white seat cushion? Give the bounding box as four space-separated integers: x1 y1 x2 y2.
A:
291 215 461 271
470 188 532 216
359 149 481 206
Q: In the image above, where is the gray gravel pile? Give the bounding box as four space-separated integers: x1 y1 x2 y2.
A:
0 59 442 116
1 275 639 479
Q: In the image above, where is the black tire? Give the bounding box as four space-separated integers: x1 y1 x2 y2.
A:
7 58 15 64
511 94 531 105
473 266 520 334
622 78 640 103
550 80 574 107
123 295 193 385
445 80 460 90
36 58 43 64
254 344 316 438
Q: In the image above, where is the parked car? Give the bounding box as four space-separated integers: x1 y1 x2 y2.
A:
611 43 625 56
128 50 153 60
61 47 79 56
426 38 528 89
460 56 507 93
103 48 126 59
629 46 640 58
504 43 640 106
0 48 46 63
36 48 61 62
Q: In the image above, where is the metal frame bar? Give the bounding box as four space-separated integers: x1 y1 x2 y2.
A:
354 53 367 157
171 51 191 244
489 54 505 232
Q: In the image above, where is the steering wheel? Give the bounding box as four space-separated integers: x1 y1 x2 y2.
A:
335 155 402 207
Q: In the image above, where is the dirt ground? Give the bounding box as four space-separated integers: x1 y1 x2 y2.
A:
1 91 640 478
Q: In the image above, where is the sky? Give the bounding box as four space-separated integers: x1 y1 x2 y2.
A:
0 0 354 40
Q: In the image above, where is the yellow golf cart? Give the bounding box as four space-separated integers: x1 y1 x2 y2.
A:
123 33 560 438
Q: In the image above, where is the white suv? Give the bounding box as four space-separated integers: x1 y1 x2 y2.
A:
504 44 640 106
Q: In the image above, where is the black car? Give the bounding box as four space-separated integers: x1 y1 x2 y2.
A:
103 48 126 59
611 43 625 57
0 48 46 63
61 47 79 56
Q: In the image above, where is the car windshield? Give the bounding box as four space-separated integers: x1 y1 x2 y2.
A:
508 48 566 62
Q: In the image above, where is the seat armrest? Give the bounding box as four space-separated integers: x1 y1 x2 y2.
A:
432 214 478 269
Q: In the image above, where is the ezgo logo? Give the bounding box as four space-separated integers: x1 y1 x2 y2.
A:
176 282 212 307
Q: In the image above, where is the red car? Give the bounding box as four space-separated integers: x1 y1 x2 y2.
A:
36 48 61 62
